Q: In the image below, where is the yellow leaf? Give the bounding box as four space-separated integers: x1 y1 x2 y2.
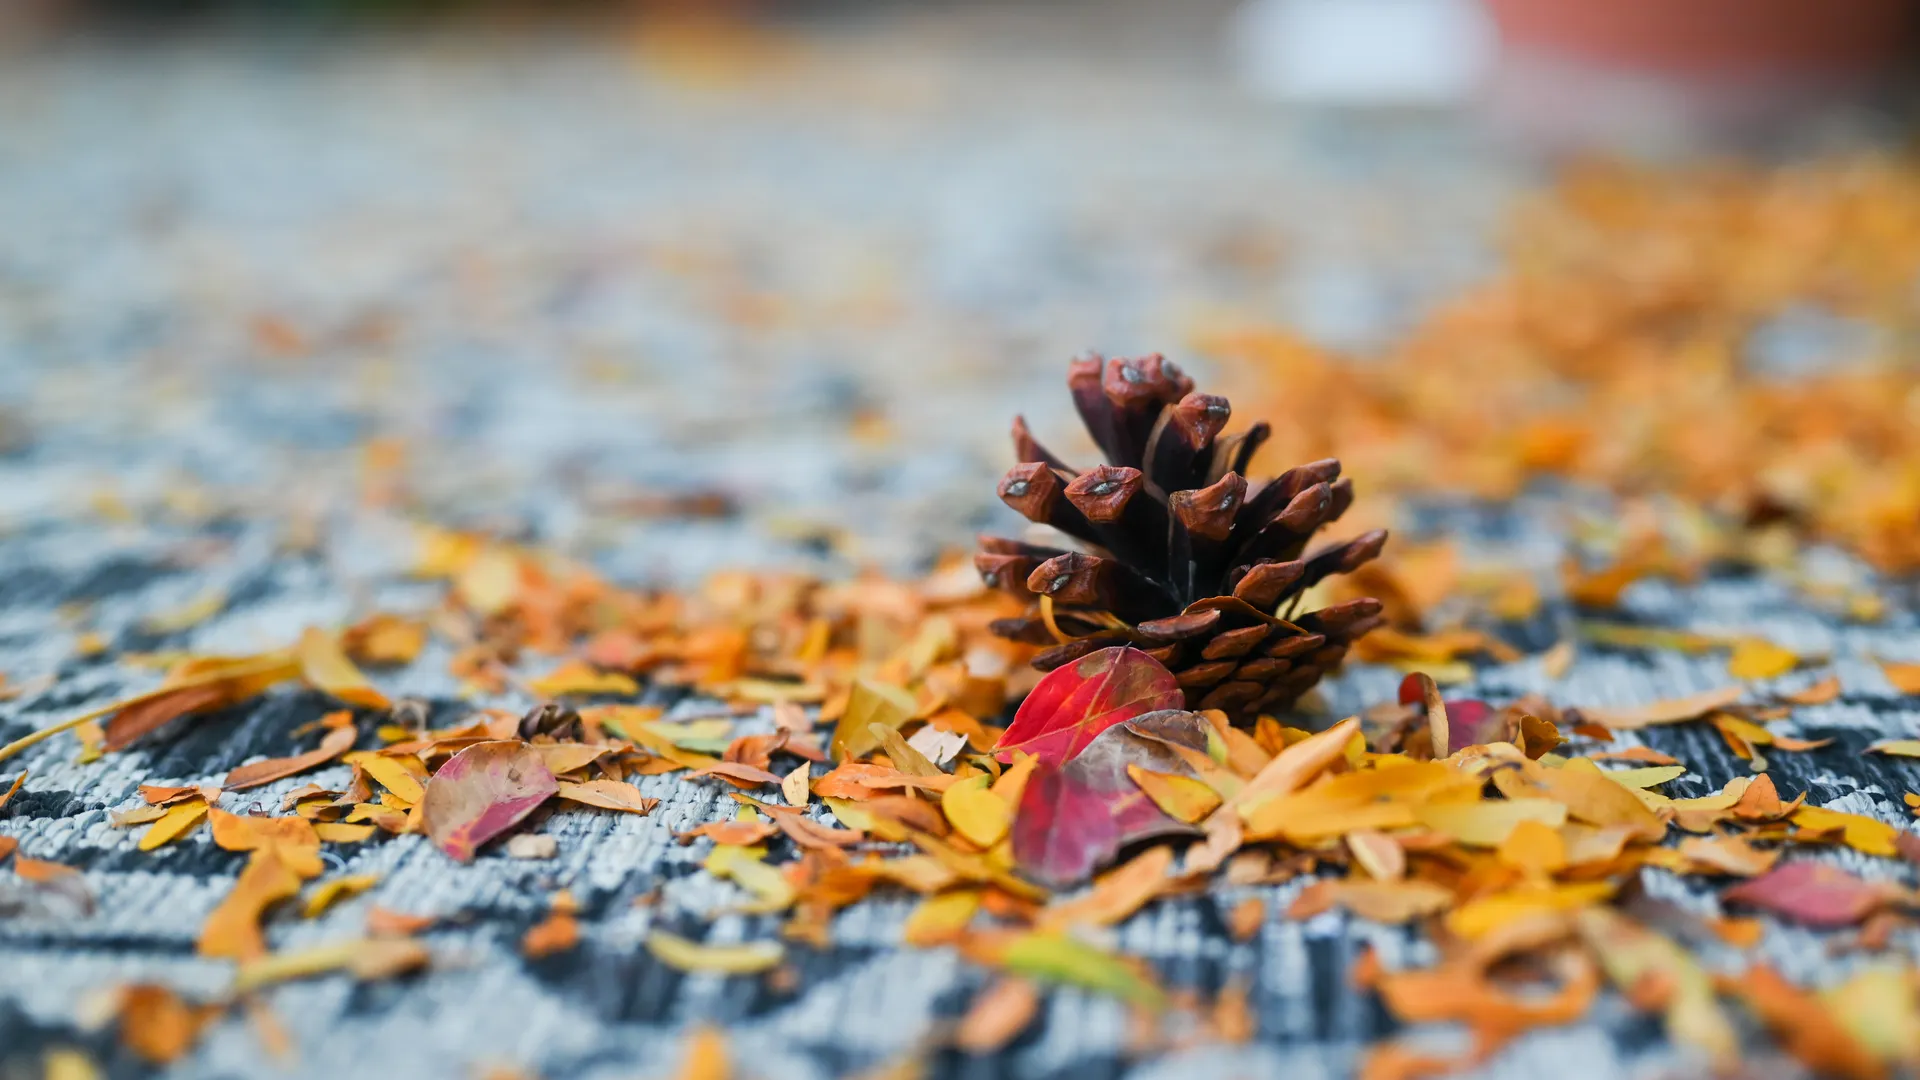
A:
781 762 811 808
1577 908 1736 1065
556 779 658 814
1728 638 1798 680
1448 882 1614 939
345 752 427 805
1600 765 1688 789
1127 765 1223 824
138 799 209 852
301 874 380 918
831 679 916 761
646 930 783 974
1791 804 1899 857
42 1049 102 1080
1868 740 1920 758
295 628 390 709
941 776 1012 848
1496 819 1567 875
1414 798 1567 847
231 937 428 992
902 889 981 946
991 931 1165 1007
1534 761 1666 841
705 844 796 912
869 722 940 777
312 822 375 844
454 547 522 617
527 660 638 699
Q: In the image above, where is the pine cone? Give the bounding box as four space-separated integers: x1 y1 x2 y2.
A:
979 354 1387 718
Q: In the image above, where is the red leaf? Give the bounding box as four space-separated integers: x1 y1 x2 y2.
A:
994 647 1182 766
1011 709 1208 887
1721 861 1894 927
421 741 558 862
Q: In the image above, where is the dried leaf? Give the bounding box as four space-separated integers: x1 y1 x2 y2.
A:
1496 819 1567 876
0 771 25 812
421 741 558 862
1729 965 1884 1080
295 627 390 709
1880 661 1920 695
1576 686 1744 730
527 660 639 698
1534 761 1665 841
953 977 1039 1054
1415 799 1567 847
302 874 379 918
832 679 918 761
1868 740 1920 758
1398 672 1449 758
1127 765 1223 824
1728 639 1798 680
1678 834 1779 877
646 930 783 974
1012 710 1208 887
231 937 430 992
990 931 1165 1007
903 889 981 947
522 911 580 958
1290 878 1453 924
1722 861 1895 927
1576 907 1736 1064
1792 805 1900 857
993 647 1182 766
1039 845 1174 928
942 776 1012 848
556 779 659 814
870 722 940 776
341 613 427 665
225 723 357 791
198 851 304 960
781 762 810 807
349 752 427 804
115 984 216 1065
138 799 210 851
1785 675 1843 705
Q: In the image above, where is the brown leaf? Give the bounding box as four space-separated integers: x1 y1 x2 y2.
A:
421 742 558 862
522 911 580 958
224 722 357 791
556 779 658 814
116 984 216 1065
1575 686 1744 730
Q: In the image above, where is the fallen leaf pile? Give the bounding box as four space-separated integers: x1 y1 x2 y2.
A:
1208 156 1920 575
9 515 1920 1080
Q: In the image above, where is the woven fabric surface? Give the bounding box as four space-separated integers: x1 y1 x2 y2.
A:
2 13 1917 1080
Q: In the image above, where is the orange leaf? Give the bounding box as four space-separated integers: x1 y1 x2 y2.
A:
225 722 358 791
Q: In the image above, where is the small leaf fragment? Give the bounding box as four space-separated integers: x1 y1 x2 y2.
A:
646 930 783 974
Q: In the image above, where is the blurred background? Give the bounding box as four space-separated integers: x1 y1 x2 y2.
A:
1 0 1917 586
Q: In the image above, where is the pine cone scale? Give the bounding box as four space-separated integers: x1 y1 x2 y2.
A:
984 355 1386 718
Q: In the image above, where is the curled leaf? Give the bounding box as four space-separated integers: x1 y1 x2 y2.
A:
646 930 783 974
421 741 558 862
295 628 390 709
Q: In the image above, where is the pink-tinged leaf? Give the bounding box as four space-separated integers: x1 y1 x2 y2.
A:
1721 861 1895 928
1012 709 1208 887
422 741 558 863
995 647 1183 766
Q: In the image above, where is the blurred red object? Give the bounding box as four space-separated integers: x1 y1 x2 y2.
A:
1484 0 1915 83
